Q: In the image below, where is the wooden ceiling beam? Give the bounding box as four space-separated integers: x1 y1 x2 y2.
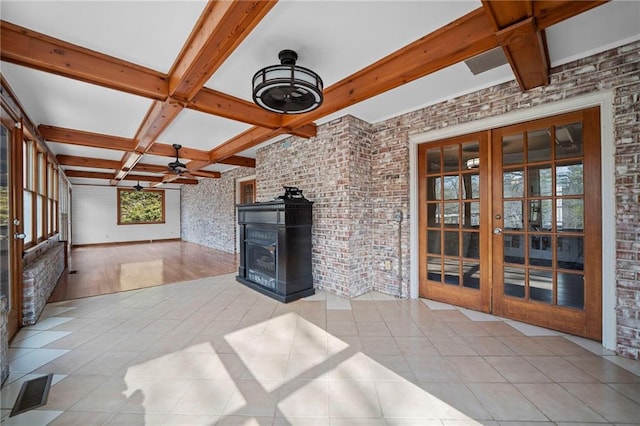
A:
169 0 277 101
534 0 609 29
0 21 167 100
39 125 135 151
189 1 607 170
65 169 197 184
145 143 209 162
112 1 277 184
482 1 548 90
209 127 284 163
56 155 122 170
190 170 221 179
496 17 549 90
188 87 282 129
218 155 256 168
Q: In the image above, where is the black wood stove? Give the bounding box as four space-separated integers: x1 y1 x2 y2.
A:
236 187 314 303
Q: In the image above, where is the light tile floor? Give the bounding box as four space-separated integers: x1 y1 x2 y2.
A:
2 273 639 425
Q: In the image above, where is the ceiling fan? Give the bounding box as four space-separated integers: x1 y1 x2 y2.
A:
167 144 191 176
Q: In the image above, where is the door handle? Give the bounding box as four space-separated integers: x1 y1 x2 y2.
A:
493 227 503 235
14 233 27 240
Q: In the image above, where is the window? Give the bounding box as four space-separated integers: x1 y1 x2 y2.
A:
117 188 165 225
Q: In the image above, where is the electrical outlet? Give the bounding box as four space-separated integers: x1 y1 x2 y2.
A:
384 260 391 271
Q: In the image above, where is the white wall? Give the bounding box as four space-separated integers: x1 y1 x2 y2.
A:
71 185 181 245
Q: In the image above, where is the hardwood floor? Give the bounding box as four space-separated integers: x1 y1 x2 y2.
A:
49 240 238 302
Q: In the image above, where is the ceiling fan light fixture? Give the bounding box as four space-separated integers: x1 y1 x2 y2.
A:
168 144 188 174
133 181 144 191
252 49 323 114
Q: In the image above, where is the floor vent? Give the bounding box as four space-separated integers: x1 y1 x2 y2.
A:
69 270 78 274
10 374 53 417
464 47 508 75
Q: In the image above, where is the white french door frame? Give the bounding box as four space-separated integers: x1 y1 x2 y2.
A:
409 92 616 349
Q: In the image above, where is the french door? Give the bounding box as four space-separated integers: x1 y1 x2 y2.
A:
419 107 602 340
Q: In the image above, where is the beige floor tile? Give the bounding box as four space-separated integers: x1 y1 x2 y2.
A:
385 321 425 337
561 382 640 423
565 355 640 383
42 331 99 350
216 415 273 425
447 356 506 383
327 352 373 381
476 321 525 337
417 321 457 337
516 383 606 422
405 356 460 383
109 333 162 352
432 310 472 323
394 336 439 356
524 356 599 382
418 382 492 421
328 380 382 418
359 336 402 356
608 383 640 405
467 383 547 421
35 349 102 375
16 273 640 425
222 379 280 417
103 412 166 425
375 380 438 419
356 321 391 336
430 336 478 356
367 355 416 382
277 378 329 418
47 410 113 426
73 351 138 376
484 356 551 383
161 414 220 425
70 376 131 412
463 336 516 356
327 310 355 322
531 336 599 356
448 322 492 337
43 375 106 410
171 379 237 415
285 352 330 380
500 336 557 356
327 321 359 336
120 376 192 413
353 309 384 322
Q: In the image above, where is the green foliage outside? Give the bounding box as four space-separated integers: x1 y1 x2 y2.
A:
119 190 163 224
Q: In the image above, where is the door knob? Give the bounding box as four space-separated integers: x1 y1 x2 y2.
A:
14 233 27 240
493 227 503 235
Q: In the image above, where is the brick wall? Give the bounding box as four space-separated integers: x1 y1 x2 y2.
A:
181 40 639 358
22 237 66 325
181 167 255 253
257 116 375 297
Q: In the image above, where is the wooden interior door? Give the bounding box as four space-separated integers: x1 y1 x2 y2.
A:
240 179 256 204
491 107 602 339
418 132 491 312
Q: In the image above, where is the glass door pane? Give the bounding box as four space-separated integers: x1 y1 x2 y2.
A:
419 132 489 312
492 107 602 340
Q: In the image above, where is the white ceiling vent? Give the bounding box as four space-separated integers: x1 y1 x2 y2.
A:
464 47 509 75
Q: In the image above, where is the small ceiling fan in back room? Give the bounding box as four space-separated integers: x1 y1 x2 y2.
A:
166 144 195 178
